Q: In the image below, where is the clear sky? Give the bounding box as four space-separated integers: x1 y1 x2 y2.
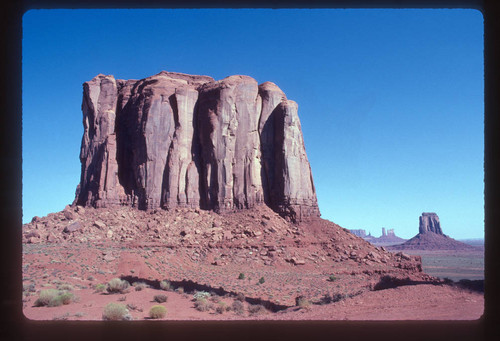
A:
22 8 484 239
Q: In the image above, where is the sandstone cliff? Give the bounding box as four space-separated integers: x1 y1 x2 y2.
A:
74 71 320 222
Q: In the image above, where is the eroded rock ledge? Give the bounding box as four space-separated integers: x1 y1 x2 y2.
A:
75 71 320 222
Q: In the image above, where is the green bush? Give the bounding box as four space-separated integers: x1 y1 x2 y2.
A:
154 294 167 303
149 305 167 319
238 273 245 280
107 278 130 294
94 283 106 293
102 303 130 321
328 274 337 282
59 292 74 305
258 277 265 284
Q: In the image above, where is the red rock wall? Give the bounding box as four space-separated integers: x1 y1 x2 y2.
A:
75 71 320 222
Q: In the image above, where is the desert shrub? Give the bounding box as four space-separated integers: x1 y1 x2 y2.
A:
132 282 148 291
149 305 167 319
328 274 337 282
248 304 267 315
107 278 130 294
102 302 130 321
296 297 311 310
34 289 74 307
258 277 265 284
160 280 173 291
215 301 230 314
57 283 74 291
34 289 59 307
231 300 245 315
193 291 210 300
94 283 106 293
238 273 245 280
194 298 212 312
236 292 245 302
59 292 74 305
154 294 168 303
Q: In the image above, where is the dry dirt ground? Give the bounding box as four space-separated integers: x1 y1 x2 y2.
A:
22 205 484 321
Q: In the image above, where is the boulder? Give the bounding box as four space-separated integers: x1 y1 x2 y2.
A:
63 222 82 233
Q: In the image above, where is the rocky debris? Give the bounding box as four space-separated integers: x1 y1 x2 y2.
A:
419 212 443 235
74 71 319 222
63 222 82 233
22 204 424 283
288 257 306 266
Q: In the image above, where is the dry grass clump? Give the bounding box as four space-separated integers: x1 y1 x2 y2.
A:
34 289 74 307
248 304 267 315
296 297 312 310
215 301 231 314
160 280 173 291
106 278 130 294
235 292 245 302
149 305 167 319
102 302 131 320
194 298 212 312
57 283 74 291
231 300 245 315
94 283 106 293
132 282 149 291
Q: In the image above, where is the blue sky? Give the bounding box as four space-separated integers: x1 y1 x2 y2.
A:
22 8 484 239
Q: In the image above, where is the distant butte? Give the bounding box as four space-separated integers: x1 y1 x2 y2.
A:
349 228 407 246
389 212 476 251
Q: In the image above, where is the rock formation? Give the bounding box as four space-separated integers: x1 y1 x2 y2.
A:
419 212 443 235
74 71 320 222
390 212 475 251
351 228 407 246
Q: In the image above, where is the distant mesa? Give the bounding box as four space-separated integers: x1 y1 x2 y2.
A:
349 228 407 246
73 71 320 222
389 212 476 251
